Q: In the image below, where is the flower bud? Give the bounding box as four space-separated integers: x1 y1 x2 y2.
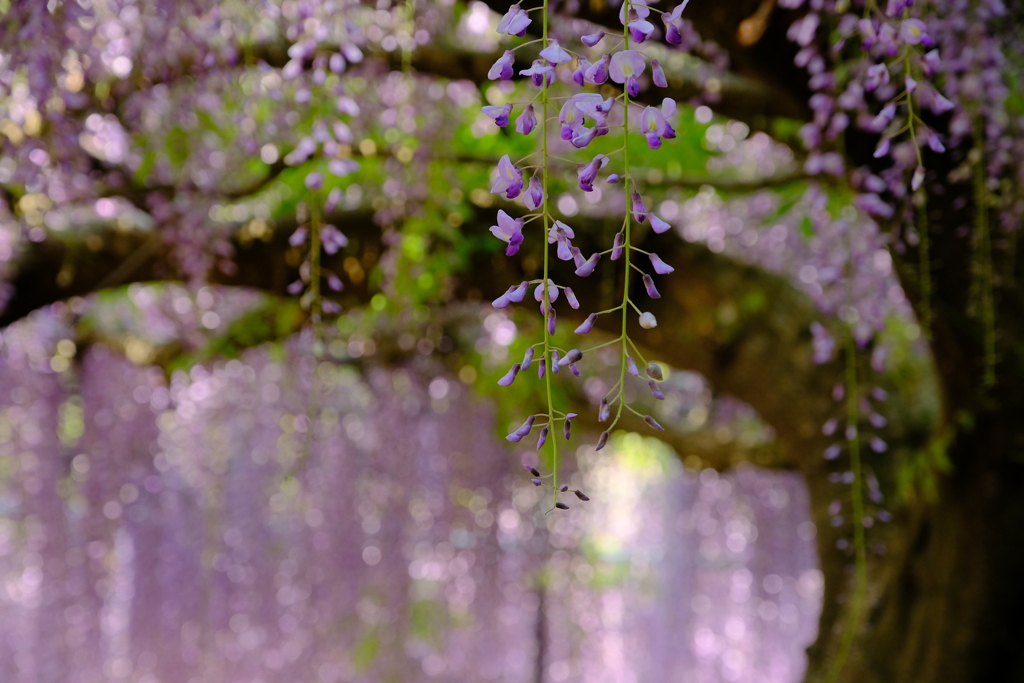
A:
554 502 570 510
532 478 542 486
626 356 639 376
649 381 665 400
508 416 537 442
564 419 572 440
644 415 664 431
643 274 661 299
598 399 610 422
538 359 546 379
611 232 625 260
569 363 581 377
573 490 590 501
639 312 658 329
525 464 541 477
559 484 568 492
522 347 534 371
645 362 663 380
536 427 549 450
560 348 582 366
575 313 597 334
551 350 560 373
498 363 521 386
596 431 609 451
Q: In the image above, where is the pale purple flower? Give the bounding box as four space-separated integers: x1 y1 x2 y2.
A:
321 225 348 254
649 253 674 274
650 214 671 234
898 18 929 46
584 54 611 84
665 1 689 22
497 4 531 36
575 252 601 277
565 287 580 309
824 444 841 460
611 231 625 260
926 130 945 153
627 12 655 44
905 75 917 94
873 137 891 159
507 415 536 442
609 50 644 85
524 176 544 210
631 191 647 221
922 49 940 77
651 59 667 87
488 50 515 80
606 173 620 183
581 31 605 47
491 155 524 199
570 246 584 268
598 399 610 422
498 363 521 386
870 437 888 453
289 227 308 247
865 63 889 92
489 209 525 255
520 60 554 87
305 172 324 190
885 0 912 16
639 100 676 149
482 104 513 127
577 153 609 191
627 356 639 376
930 92 954 114
787 13 819 47
509 281 528 302
664 17 683 45
516 105 537 135
572 57 591 86
855 193 895 218
329 158 359 177
619 0 651 24
539 40 572 65
576 313 597 334
328 275 344 292
870 103 896 132
642 274 660 299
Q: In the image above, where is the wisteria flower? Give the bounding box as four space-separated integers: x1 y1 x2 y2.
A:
610 50 644 97
626 10 655 43
488 50 515 80
539 40 572 65
573 57 592 86
516 105 537 135
575 252 601 277
321 225 348 255
483 104 513 127
490 210 525 256
491 155 524 199
520 60 554 87
582 31 605 47
497 4 531 36
865 63 889 91
548 221 576 260
649 253 674 274
619 0 650 25
639 98 677 149
584 54 610 84
577 154 609 192
899 18 931 46
650 214 671 234
524 176 544 210
651 59 667 88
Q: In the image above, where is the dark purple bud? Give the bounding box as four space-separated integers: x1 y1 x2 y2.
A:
599 399 610 422
559 484 569 492
536 427 549 450
643 274 661 299
551 350 560 373
644 415 664 431
554 502 570 510
649 381 665 400
596 431 609 451
665 22 682 45
645 362 663 380
498 363 521 386
548 307 557 335
532 478 542 486
564 419 572 440
538 359 546 378
626 356 639 376
611 232 625 260
581 31 605 47
573 490 590 501
525 463 541 477
626 75 640 98
575 314 597 334
560 348 582 366
565 287 580 309
575 252 601 277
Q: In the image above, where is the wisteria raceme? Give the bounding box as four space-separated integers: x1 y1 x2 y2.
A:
473 0 691 506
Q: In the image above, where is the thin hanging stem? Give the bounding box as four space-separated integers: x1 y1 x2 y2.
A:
540 0 559 506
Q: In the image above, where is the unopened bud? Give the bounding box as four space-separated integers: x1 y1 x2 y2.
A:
536 427 549 450
596 431 609 450
531 478 542 486
559 484 568 492
554 502 570 510
645 362 663 381
644 415 664 431
573 490 590 501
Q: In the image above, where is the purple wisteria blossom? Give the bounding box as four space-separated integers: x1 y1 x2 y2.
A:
516 105 537 135
584 54 611 84
524 176 544 210
610 50 645 98
483 104 513 128
520 60 555 87
582 31 605 47
539 40 572 65
488 50 515 80
489 210 525 256
496 4 531 36
639 99 677 149
491 155 524 199
577 154 609 192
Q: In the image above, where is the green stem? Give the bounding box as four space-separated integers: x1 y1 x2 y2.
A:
613 2 633 431
824 334 867 683
540 0 559 505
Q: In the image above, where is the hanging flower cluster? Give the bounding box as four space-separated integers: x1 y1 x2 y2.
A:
480 0 690 511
